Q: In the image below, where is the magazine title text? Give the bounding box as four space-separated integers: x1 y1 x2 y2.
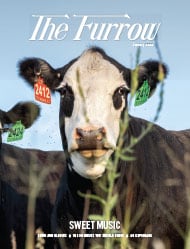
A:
29 14 161 42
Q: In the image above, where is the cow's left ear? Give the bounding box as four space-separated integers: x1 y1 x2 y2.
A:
19 58 77 91
130 60 168 95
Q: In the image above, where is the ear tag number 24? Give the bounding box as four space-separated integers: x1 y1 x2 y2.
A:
7 120 25 142
34 77 51 104
134 80 150 106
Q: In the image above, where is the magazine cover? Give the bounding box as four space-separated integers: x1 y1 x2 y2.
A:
0 0 189 249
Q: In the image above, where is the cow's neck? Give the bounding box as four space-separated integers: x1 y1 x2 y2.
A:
66 163 108 217
67 165 93 195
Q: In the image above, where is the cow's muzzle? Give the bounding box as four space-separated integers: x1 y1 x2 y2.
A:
73 126 110 158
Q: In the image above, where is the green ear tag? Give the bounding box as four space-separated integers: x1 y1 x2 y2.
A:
134 80 150 106
7 120 25 142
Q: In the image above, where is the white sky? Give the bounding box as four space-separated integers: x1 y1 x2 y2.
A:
0 0 189 150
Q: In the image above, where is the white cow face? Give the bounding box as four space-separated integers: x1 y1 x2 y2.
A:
57 50 130 179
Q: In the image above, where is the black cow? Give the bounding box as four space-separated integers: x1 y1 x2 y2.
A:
19 47 190 249
0 102 66 249
0 101 40 248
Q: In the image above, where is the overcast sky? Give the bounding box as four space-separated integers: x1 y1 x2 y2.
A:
0 0 189 150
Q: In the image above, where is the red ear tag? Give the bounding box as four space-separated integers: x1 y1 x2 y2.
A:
34 77 51 104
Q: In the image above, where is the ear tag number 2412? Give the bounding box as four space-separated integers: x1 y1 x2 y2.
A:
34 77 51 104
134 80 150 106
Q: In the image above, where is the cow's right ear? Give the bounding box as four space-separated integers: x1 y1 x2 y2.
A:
19 58 63 90
128 60 168 97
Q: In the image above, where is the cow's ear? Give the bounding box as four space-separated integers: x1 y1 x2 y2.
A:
130 60 168 96
19 58 63 90
5 102 40 128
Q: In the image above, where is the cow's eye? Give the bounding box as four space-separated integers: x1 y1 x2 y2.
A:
113 86 128 110
118 86 128 96
59 85 74 117
60 87 67 97
58 85 73 97
59 86 68 98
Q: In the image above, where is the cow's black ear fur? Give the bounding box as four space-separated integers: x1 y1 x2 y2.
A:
6 102 40 128
19 58 63 90
130 60 168 95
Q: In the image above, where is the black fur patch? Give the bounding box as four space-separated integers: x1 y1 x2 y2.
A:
59 85 74 117
112 87 128 110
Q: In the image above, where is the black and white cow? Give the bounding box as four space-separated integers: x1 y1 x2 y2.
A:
19 47 190 249
0 102 66 249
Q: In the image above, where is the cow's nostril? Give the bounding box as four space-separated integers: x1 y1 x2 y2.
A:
75 128 84 140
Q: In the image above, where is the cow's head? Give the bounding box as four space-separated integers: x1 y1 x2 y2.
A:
0 102 40 144
19 47 167 179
